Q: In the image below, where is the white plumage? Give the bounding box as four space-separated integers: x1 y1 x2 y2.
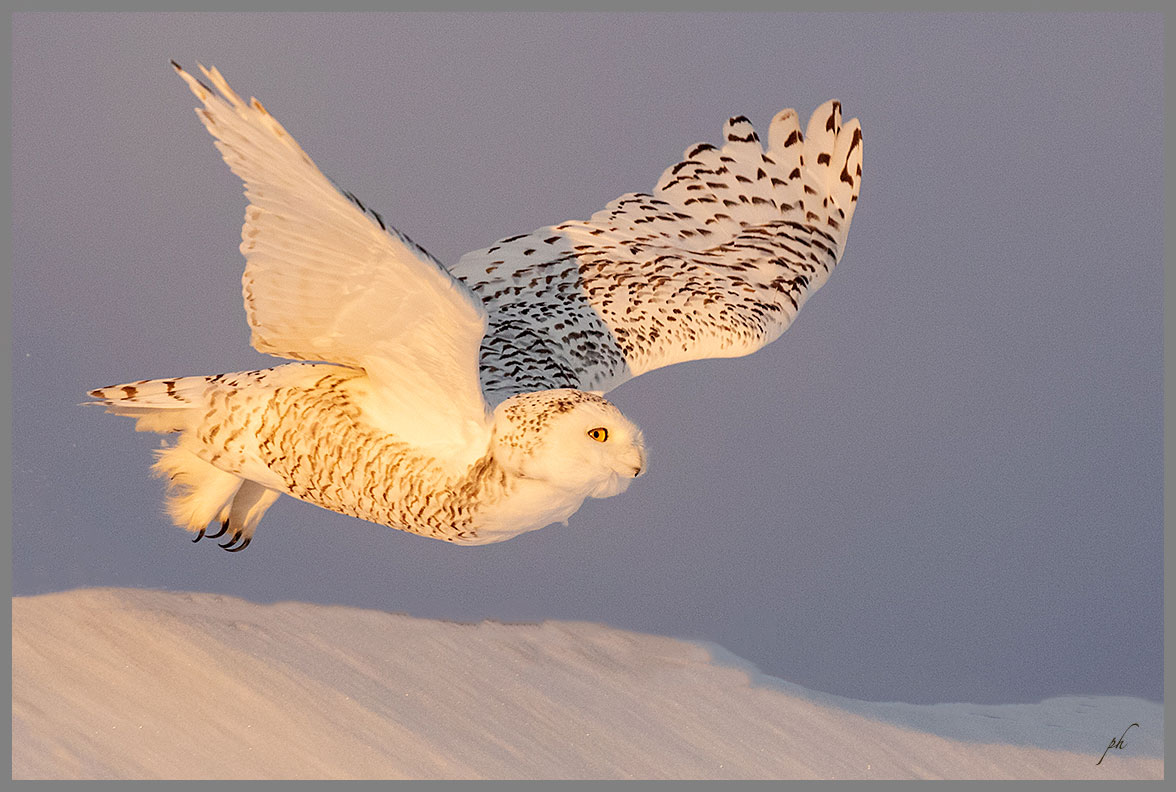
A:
88 63 862 552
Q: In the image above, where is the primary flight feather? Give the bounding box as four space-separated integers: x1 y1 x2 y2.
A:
88 62 862 552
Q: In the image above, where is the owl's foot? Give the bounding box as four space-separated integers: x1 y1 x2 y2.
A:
206 518 230 540
220 532 252 552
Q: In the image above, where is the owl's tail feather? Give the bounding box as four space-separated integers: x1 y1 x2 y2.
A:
85 374 217 434
152 445 279 551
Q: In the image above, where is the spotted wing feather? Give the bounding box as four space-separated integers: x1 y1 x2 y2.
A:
450 101 862 404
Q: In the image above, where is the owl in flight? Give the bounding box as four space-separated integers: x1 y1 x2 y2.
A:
88 63 862 552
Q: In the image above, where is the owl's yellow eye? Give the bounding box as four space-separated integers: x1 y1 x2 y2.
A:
587 427 609 442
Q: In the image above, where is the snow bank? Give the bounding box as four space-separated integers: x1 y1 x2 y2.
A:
11 588 1163 780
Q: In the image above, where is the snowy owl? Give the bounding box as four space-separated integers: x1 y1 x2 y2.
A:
88 63 862 552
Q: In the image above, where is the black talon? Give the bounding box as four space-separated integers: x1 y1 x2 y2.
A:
219 530 243 551
207 519 230 540
224 536 252 553
192 527 206 543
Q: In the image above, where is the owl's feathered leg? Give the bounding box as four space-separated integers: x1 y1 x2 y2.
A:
152 445 279 552
153 445 242 533
219 481 279 552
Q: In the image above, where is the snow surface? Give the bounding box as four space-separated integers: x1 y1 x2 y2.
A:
11 588 1164 780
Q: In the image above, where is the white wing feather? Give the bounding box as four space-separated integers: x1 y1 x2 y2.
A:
175 63 490 451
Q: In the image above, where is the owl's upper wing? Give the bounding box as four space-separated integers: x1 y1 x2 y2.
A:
448 101 861 405
175 64 489 451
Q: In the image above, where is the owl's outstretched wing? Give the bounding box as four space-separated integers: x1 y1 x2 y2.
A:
175 63 489 451
449 101 862 405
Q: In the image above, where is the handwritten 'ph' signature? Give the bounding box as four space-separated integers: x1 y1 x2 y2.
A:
1096 722 1140 766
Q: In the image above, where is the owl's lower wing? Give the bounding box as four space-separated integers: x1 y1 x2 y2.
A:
449 101 861 404
175 64 490 450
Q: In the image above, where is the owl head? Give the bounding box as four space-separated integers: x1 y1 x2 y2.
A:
491 389 646 498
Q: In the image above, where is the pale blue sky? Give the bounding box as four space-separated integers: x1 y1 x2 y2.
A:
11 12 1162 705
